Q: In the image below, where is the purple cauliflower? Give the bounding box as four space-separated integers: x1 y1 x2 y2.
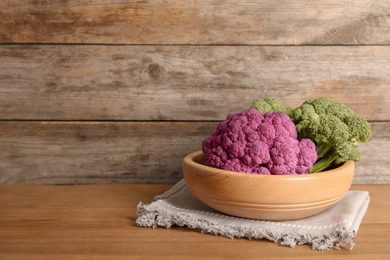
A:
202 108 317 175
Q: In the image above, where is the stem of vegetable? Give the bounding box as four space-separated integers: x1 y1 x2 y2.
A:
315 141 334 158
309 150 338 173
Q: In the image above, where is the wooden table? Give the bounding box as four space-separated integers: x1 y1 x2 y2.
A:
0 184 389 259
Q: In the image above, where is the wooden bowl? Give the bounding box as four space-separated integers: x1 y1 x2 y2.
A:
183 150 355 221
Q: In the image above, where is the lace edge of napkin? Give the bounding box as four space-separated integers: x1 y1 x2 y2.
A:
135 202 356 251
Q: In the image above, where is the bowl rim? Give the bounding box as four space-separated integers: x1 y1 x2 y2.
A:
183 150 355 179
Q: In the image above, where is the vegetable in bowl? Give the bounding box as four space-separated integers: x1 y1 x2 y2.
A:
253 97 371 173
253 97 293 116
202 108 317 175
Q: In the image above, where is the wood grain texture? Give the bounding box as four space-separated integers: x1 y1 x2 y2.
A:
0 121 387 184
1 1 389 185
0 121 211 184
0 184 389 259
1 0 390 45
1 45 389 121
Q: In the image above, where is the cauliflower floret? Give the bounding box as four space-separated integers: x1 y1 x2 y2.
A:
202 108 317 175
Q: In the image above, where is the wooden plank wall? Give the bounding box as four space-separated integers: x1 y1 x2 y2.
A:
0 1 389 184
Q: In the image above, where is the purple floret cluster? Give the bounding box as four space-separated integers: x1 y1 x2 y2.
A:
202 108 317 175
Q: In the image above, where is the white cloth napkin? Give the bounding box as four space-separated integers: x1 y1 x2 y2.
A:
136 179 370 250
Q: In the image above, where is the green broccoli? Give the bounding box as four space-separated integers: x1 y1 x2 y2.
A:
252 96 371 173
252 97 293 116
292 97 371 173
